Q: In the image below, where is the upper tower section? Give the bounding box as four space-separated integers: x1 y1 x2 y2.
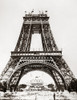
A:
14 12 58 52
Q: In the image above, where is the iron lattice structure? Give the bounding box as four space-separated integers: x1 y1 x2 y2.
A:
0 13 75 91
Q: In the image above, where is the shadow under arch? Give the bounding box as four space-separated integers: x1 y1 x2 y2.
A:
8 62 67 91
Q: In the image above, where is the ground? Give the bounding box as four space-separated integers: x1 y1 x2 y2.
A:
0 90 77 100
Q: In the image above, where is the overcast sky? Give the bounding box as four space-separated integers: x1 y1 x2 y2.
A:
0 0 77 82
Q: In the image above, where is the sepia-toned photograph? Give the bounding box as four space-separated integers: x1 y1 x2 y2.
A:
0 0 77 99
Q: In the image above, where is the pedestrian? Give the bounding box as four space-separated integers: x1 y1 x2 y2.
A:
53 93 55 100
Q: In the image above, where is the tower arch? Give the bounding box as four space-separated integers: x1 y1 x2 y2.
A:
9 61 66 91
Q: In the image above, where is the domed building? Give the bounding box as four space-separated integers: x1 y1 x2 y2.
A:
26 77 50 91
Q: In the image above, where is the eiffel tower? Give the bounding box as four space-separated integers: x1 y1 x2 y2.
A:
0 12 75 91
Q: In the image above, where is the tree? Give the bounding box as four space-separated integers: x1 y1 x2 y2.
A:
68 78 77 92
48 84 55 91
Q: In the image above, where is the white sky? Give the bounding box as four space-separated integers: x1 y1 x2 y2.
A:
0 0 77 83
30 34 43 51
19 71 55 85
